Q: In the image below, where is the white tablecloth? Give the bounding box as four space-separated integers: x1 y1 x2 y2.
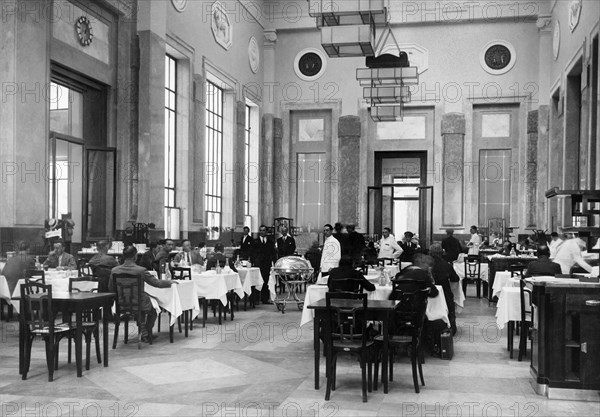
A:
300 284 449 327
453 261 489 282
237 267 263 295
145 280 200 326
191 270 244 306
0 275 10 302
495 285 531 329
492 271 513 299
8 270 79 312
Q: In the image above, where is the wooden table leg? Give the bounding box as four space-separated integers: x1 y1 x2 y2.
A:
76 308 83 377
313 313 320 390
102 301 109 367
19 303 25 375
382 311 389 393
184 311 189 337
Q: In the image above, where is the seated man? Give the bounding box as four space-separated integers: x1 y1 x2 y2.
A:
88 240 118 292
43 241 76 269
109 246 177 342
553 235 593 274
525 245 567 277
173 239 204 266
3 241 35 294
429 243 458 335
138 241 162 273
205 242 235 271
392 253 439 298
327 256 375 293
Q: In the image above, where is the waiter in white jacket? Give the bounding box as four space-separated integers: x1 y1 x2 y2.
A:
378 227 403 262
320 224 341 276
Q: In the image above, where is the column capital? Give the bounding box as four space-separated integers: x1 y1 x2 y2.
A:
264 29 277 48
536 15 552 32
441 113 465 135
338 115 361 138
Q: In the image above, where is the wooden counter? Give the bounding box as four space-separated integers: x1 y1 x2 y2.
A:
528 277 600 397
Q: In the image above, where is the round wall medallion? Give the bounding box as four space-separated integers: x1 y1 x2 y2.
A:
553 21 561 60
75 16 93 46
171 0 188 12
248 36 259 74
479 40 516 75
294 48 327 81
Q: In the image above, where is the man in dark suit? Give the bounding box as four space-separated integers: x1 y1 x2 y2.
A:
441 229 463 262
525 245 562 277
138 242 162 273
88 240 118 292
239 226 254 260
276 226 296 259
252 225 277 304
346 224 365 265
393 254 439 298
399 231 420 262
3 241 35 294
333 222 351 257
327 256 375 293
429 243 458 335
109 246 177 342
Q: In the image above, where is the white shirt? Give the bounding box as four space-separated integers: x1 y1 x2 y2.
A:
553 239 592 274
467 233 481 255
548 239 562 259
320 235 341 273
378 235 403 259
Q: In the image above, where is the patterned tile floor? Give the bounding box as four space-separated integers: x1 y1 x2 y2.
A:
1 295 598 416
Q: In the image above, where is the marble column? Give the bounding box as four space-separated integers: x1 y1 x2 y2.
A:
441 113 466 227
272 117 284 218
235 101 246 228
536 105 549 229
526 110 538 228
192 74 205 225
260 114 275 225
137 30 166 226
338 116 361 225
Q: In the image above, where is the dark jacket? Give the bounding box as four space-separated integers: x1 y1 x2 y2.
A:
89 253 118 292
239 235 254 259
333 232 351 257
43 252 76 269
252 237 277 269
277 235 296 259
138 251 160 272
393 266 439 298
399 241 419 262
327 266 376 293
3 254 35 293
524 258 562 277
348 231 366 261
109 261 173 312
441 235 463 262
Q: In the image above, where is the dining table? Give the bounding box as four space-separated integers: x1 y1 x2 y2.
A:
145 279 200 340
191 269 244 323
301 284 450 327
307 298 398 393
17 291 114 378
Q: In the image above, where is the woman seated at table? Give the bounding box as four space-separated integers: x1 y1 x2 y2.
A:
205 243 236 272
327 256 375 293
429 243 458 335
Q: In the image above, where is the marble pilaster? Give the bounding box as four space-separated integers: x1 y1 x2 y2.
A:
526 110 538 228
441 113 466 227
337 116 361 225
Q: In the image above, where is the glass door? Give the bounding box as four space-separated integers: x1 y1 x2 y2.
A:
86 148 116 240
49 134 84 244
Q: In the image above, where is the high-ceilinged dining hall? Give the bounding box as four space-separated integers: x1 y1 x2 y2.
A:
0 0 599 415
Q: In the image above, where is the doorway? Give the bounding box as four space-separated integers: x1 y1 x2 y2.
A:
368 152 431 246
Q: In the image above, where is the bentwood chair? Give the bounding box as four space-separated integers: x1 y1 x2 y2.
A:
462 255 482 298
517 277 534 361
112 273 149 349
77 259 93 277
67 276 101 370
374 282 430 393
323 292 374 403
20 280 74 381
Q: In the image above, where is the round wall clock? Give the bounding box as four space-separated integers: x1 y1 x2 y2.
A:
75 16 93 46
294 48 327 81
248 36 259 74
553 21 561 60
480 40 516 75
171 0 188 12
